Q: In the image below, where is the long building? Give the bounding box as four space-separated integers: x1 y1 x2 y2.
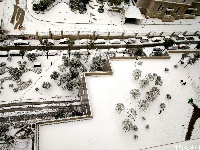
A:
136 0 200 22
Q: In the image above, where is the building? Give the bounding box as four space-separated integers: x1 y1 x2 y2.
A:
136 0 200 22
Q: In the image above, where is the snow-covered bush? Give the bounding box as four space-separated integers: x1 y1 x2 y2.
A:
127 108 137 121
115 103 125 114
42 82 51 89
130 89 140 99
166 94 171 99
7 56 12 61
89 56 105 72
30 67 42 74
50 71 60 80
69 58 82 68
138 100 149 111
26 53 38 62
122 119 133 132
132 69 142 80
139 79 149 88
0 62 6 67
8 67 23 80
58 64 67 72
145 73 154 81
69 67 79 79
0 67 6 75
66 80 75 91
155 76 163 86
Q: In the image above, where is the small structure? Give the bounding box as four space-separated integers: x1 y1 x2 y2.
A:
34 62 41 67
125 6 143 24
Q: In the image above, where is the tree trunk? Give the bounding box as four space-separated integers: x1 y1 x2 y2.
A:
68 47 71 59
47 52 49 59
184 63 190 68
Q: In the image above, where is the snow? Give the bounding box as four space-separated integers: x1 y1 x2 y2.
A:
39 53 200 150
1 0 200 35
1 0 200 149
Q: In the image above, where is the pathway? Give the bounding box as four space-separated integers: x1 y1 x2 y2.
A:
185 103 200 140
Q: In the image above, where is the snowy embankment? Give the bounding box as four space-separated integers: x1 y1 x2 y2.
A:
39 53 200 150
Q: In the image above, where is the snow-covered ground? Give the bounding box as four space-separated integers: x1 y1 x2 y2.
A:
1 0 200 35
39 53 200 150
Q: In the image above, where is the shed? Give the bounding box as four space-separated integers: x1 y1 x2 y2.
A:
34 62 41 67
125 6 144 24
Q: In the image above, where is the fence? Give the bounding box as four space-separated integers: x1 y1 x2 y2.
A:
35 30 200 40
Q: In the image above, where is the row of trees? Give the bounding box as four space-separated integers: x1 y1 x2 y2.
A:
178 52 200 68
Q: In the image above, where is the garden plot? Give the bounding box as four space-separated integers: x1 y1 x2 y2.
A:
27 1 91 24
0 49 108 104
0 54 60 103
39 53 200 150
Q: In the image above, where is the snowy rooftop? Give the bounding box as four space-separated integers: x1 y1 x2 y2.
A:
125 6 144 19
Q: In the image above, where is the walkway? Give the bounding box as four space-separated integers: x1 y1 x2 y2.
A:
185 103 200 140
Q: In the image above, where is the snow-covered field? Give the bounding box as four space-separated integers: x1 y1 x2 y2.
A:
39 53 200 150
1 0 200 149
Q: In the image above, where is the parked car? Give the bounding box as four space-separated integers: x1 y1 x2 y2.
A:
124 38 136 44
109 39 121 44
9 50 20 56
30 49 43 56
167 45 178 50
0 51 8 57
94 39 105 44
117 48 127 54
43 39 54 45
178 44 190 49
175 35 185 41
80 49 89 55
14 39 30 46
108 48 117 54
79 39 90 44
164 36 171 40
186 37 194 41
151 37 162 42
48 50 58 56
140 36 149 43
59 38 70 44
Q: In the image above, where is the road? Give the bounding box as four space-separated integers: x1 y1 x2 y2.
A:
0 40 199 51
